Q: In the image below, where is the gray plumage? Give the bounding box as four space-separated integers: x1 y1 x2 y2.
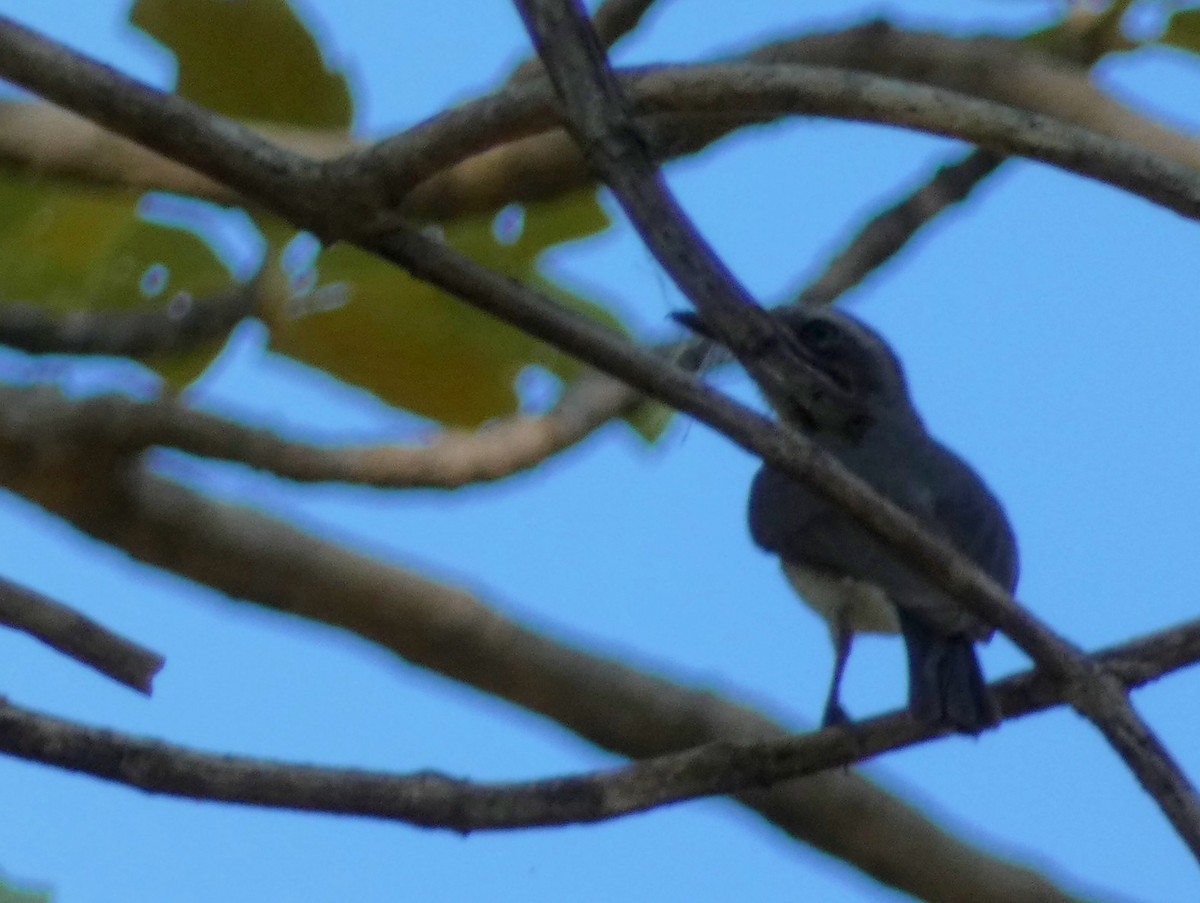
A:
681 306 1019 733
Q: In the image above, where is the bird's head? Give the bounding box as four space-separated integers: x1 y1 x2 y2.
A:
675 306 918 432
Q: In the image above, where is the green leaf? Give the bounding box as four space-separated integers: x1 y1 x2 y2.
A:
0 172 237 386
130 0 353 129
1162 9 1200 54
264 190 636 429
0 871 51 903
1022 0 1137 62
625 398 675 442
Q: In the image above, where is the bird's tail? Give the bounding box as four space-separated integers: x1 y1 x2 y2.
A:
898 611 998 734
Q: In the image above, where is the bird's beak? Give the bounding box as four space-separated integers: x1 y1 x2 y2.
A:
670 309 721 342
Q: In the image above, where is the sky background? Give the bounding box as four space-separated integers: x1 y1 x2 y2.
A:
2 0 1200 900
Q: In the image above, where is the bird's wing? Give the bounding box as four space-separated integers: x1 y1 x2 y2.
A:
748 462 995 636
928 443 1020 593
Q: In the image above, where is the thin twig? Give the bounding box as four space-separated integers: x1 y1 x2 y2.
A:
0 616 1195 833
0 284 256 357
790 12 1122 311
795 149 1006 307
511 0 1200 859
0 576 164 693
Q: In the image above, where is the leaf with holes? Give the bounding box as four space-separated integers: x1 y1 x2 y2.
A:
0 173 237 386
263 190 664 432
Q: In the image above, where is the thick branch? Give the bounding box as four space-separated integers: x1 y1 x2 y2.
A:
1 456 1092 903
512 0 1200 859
3 29 1197 226
513 2 866 437
0 576 164 693
345 63 1200 226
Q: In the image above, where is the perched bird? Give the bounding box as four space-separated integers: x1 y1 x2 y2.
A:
679 306 1018 734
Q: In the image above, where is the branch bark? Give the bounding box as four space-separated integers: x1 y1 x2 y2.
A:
794 149 1006 307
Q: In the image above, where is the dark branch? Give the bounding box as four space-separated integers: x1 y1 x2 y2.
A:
796 149 1006 307
0 617 1196 832
511 0 1200 860
511 0 867 436
510 0 661 81
0 576 164 693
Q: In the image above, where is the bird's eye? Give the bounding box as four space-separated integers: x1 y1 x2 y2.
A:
797 318 841 351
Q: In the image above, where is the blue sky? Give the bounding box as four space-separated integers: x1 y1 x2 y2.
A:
2 1 1200 900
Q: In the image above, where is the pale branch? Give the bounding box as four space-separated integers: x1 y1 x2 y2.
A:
0 375 639 490
1 458 1096 903
1 26 1196 224
795 149 1006 307
2 8 1200 868
0 576 164 693
747 23 1200 172
0 284 256 357
0 99 358 204
0 616 1197 839
344 63 1200 226
513 0 1200 859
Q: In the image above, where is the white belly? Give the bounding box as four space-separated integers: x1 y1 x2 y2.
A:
782 562 900 635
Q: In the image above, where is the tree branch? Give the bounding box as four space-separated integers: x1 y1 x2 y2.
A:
0 284 256 357
0 616 1196 840
2 24 1195 225
0 576 164 693
0 456 1096 902
511 0 1200 860
342 62 1200 226
794 149 1006 307
510 0 662 82
789 13 1124 311
0 375 639 490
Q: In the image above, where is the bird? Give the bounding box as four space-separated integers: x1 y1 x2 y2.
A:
677 306 1019 734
